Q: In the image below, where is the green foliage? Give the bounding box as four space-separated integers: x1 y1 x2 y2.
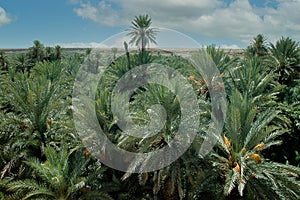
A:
133 50 154 65
267 101 300 166
1 63 69 134
226 55 283 107
206 44 237 73
0 53 82 183
96 51 214 199
127 14 158 52
269 37 300 86
1 33 300 199
29 40 44 63
211 90 299 199
0 50 9 71
13 53 33 73
3 145 113 200
245 34 269 58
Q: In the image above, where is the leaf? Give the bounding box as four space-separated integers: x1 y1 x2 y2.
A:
224 170 239 196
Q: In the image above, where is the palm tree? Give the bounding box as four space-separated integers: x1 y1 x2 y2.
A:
274 101 300 166
4 145 113 200
85 48 92 56
0 61 71 151
226 55 283 108
29 40 44 63
95 52 212 199
0 50 9 71
210 90 300 199
206 45 238 73
245 34 268 58
126 14 158 53
55 45 62 60
0 110 42 181
269 37 300 85
0 61 75 181
13 53 32 73
44 46 54 61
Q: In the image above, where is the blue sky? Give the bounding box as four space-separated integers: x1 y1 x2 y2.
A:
0 0 299 48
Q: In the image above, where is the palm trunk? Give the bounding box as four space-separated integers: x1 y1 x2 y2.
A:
124 42 131 68
164 178 179 200
141 33 145 53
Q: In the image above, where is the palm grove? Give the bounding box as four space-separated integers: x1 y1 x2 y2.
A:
0 14 299 200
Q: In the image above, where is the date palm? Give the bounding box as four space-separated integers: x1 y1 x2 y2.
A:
0 50 9 71
98 53 212 199
0 61 74 181
55 45 62 60
13 53 32 73
29 40 44 63
206 45 237 73
269 37 300 85
1 65 68 134
226 56 283 107
118 84 210 200
4 145 113 200
211 90 300 199
0 111 42 181
44 47 54 61
126 14 158 53
245 34 268 58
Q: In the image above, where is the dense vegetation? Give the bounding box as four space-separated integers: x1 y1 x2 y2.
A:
0 15 300 200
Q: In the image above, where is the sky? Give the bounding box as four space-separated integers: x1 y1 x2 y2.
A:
0 0 300 49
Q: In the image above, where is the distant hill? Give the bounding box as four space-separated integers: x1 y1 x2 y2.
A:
0 48 244 57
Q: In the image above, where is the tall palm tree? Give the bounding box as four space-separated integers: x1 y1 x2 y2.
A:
269 37 300 85
245 34 268 58
126 14 158 53
29 40 44 63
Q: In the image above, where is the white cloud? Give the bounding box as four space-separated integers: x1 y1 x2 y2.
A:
0 7 11 28
72 0 222 27
56 42 109 48
116 0 222 20
220 44 241 49
262 0 300 43
72 0 300 46
74 1 122 26
189 0 264 43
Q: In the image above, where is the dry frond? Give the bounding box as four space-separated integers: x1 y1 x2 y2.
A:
188 75 196 81
254 143 265 151
223 135 231 148
233 162 240 173
250 154 261 164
